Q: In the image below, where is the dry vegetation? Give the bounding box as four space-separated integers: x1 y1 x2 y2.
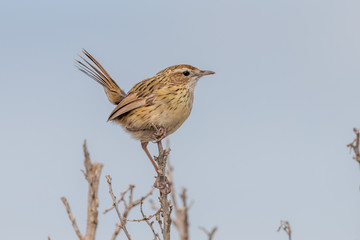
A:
55 127 360 239
59 140 216 240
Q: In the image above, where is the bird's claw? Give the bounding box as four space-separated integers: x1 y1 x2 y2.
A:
151 125 167 142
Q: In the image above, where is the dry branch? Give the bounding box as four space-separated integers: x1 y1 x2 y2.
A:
155 141 173 240
104 141 171 240
347 128 360 164
111 224 122 240
105 175 132 240
103 181 156 239
104 185 155 215
61 140 103 240
168 161 193 240
61 197 84 240
59 139 217 240
277 220 292 240
199 226 218 240
136 201 161 240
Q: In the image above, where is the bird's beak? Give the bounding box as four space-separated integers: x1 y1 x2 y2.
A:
198 70 215 76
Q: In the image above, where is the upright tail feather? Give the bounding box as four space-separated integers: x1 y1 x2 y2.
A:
75 49 126 105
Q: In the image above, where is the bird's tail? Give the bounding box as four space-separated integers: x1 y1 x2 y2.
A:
75 49 126 105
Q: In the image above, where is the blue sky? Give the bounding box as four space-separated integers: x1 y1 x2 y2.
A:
1 0 360 239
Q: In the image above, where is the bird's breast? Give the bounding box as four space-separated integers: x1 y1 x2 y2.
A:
152 87 194 132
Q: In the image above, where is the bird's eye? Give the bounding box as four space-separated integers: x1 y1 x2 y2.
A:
183 71 190 76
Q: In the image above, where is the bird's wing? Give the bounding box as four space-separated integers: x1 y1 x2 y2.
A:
75 49 126 105
107 93 155 121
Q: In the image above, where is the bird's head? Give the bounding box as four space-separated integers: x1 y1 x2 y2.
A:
157 64 215 89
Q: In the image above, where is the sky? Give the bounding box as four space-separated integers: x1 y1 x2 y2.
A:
1 0 360 239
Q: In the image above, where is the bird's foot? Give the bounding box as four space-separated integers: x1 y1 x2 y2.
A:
151 125 167 142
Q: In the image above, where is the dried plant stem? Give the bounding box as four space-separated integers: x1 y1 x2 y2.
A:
104 185 155 215
83 142 102 239
199 226 218 240
106 175 132 240
277 220 292 240
61 140 103 240
61 197 84 240
347 128 360 164
104 183 155 239
111 225 121 240
168 159 193 240
139 201 161 240
156 141 172 240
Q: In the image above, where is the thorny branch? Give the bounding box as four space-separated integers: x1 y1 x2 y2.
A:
199 226 218 240
347 128 360 164
277 220 292 240
61 140 103 240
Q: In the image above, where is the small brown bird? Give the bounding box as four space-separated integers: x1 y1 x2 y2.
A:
76 49 215 171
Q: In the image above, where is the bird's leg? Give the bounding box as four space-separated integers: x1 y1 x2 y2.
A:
151 124 167 142
141 142 158 172
141 140 171 192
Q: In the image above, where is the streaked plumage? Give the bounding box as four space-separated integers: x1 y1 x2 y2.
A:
76 49 215 170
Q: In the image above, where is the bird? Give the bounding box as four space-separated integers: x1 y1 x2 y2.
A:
75 49 215 172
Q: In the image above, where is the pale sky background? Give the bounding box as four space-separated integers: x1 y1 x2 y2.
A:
1 0 360 239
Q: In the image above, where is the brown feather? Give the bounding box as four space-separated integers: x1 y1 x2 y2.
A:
76 49 125 105
107 93 154 121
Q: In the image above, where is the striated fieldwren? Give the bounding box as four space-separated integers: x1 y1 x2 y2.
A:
76 49 215 172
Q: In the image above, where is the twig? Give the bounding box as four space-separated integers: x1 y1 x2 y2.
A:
347 128 360 164
124 186 155 217
61 197 84 240
277 220 292 240
104 185 155 215
82 141 103 240
140 201 161 240
111 224 121 240
61 140 103 240
199 226 218 240
155 141 172 240
133 200 161 240
127 208 161 222
104 185 134 214
104 184 155 240
106 175 132 240
168 158 193 240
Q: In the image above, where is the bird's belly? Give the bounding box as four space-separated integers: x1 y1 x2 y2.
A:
116 93 193 141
